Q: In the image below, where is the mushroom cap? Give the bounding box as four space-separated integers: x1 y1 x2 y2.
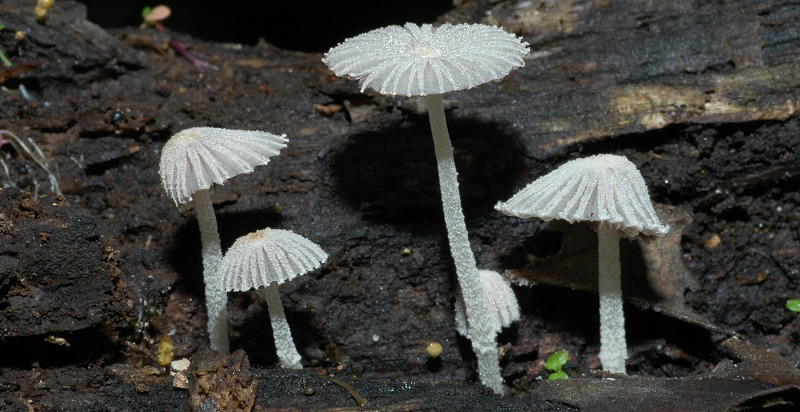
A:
495 154 669 237
323 22 529 97
455 269 520 337
218 228 328 293
158 127 288 206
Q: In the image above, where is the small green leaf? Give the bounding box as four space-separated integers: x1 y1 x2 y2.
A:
141 6 152 20
548 371 569 380
786 299 800 312
545 350 569 372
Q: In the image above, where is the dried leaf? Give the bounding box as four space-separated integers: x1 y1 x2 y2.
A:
507 204 730 333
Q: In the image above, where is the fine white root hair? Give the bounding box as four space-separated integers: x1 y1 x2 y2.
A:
0 129 62 196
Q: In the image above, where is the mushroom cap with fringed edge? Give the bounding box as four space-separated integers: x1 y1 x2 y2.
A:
218 228 328 292
495 154 670 238
158 127 288 206
323 22 529 97
455 269 520 337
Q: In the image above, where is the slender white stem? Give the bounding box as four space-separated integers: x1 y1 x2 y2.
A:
264 282 303 369
193 189 229 353
597 224 627 374
426 94 505 394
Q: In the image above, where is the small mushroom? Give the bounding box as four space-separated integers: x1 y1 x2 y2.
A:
217 228 328 369
324 22 528 394
495 154 669 374
454 270 520 338
159 127 288 353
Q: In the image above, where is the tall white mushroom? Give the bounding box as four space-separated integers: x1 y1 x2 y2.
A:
495 154 669 374
159 127 288 353
217 228 328 369
324 22 528 394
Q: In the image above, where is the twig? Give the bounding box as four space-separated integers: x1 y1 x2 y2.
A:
142 5 208 68
160 28 208 68
327 375 366 407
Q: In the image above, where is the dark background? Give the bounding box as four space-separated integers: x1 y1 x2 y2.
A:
77 0 454 51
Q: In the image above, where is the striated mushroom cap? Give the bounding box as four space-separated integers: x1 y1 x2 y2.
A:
455 269 520 337
159 127 288 206
218 228 328 292
495 154 669 237
323 22 529 97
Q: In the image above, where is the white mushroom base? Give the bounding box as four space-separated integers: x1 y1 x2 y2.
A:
264 282 303 370
597 224 627 374
193 189 229 354
426 94 505 394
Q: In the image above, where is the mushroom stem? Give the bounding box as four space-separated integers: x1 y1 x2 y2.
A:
597 224 627 374
264 281 303 369
425 94 505 394
192 189 229 353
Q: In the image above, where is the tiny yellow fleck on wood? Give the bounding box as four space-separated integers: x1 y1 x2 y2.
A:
35 0 55 20
157 335 174 367
426 341 443 358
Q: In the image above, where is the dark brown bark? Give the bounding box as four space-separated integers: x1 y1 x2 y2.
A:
1 0 799 409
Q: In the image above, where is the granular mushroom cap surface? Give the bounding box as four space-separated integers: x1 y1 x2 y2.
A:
218 228 328 292
158 127 288 206
323 22 529 96
495 154 669 237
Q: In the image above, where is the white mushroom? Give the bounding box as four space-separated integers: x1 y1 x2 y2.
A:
324 22 528 394
323 23 529 97
495 154 669 374
454 270 520 338
158 127 288 353
217 228 328 369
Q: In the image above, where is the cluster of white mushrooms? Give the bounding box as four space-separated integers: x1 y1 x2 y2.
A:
158 127 327 368
156 21 670 396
